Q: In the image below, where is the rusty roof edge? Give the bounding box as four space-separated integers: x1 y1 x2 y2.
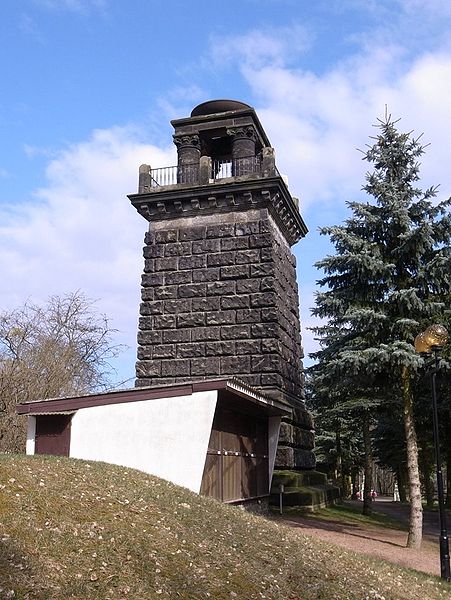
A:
16 378 290 416
17 378 288 415
18 379 232 408
224 378 290 415
16 383 193 413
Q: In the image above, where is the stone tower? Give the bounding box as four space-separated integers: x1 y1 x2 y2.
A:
129 100 314 470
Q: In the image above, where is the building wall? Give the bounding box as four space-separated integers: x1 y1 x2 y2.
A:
135 205 315 469
24 392 284 498
69 390 218 493
136 209 304 406
26 416 36 455
268 416 282 479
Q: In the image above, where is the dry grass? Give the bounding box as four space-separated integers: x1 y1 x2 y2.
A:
0 455 450 600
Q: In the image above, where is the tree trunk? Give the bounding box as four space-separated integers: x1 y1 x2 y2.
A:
419 448 434 508
375 464 395 496
351 467 359 500
396 465 408 502
343 473 352 499
335 427 341 477
362 411 373 516
402 366 423 549
335 426 345 493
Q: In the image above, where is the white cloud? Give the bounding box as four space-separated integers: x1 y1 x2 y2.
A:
155 85 208 127
19 13 46 43
6 10 451 379
399 0 451 17
210 37 451 211
23 144 54 158
210 24 312 70
207 21 451 361
32 0 106 12
0 125 175 383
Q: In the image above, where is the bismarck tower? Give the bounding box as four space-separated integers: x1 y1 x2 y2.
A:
129 100 314 471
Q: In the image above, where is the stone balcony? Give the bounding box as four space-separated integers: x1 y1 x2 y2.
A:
129 150 308 247
137 151 279 193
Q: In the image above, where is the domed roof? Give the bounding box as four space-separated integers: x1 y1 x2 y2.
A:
191 99 252 117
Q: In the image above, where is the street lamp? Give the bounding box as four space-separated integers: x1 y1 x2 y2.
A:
414 324 450 581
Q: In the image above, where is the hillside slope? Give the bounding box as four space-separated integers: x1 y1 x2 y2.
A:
0 455 449 600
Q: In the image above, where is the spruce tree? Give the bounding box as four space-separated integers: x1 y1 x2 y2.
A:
307 369 365 496
309 348 380 515
311 114 451 548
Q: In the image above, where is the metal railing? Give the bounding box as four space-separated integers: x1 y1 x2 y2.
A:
148 155 269 187
212 155 262 179
148 164 199 187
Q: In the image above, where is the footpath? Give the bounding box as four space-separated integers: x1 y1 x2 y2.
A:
279 498 448 577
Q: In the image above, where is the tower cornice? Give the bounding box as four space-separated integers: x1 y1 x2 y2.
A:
128 176 308 246
171 108 271 149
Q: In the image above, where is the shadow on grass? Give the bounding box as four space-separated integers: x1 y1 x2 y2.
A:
269 499 413 549
279 515 408 548
275 500 406 527
0 537 48 599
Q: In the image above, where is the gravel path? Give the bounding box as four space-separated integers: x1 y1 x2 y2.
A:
279 498 446 577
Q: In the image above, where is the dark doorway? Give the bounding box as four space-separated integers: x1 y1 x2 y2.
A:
35 414 72 456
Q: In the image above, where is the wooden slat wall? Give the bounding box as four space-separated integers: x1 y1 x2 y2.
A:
201 405 269 502
35 415 72 457
200 454 222 500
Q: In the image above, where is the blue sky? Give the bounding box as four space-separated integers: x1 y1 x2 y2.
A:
1 0 451 386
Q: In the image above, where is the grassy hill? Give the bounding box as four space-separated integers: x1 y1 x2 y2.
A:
0 455 449 600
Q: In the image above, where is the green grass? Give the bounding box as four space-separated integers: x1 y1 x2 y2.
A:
0 455 449 599
275 501 408 531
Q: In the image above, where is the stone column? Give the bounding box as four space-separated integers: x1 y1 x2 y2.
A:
227 126 257 176
261 147 276 177
138 164 151 193
173 134 200 184
199 155 212 184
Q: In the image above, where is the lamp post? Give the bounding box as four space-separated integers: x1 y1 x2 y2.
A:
414 324 450 581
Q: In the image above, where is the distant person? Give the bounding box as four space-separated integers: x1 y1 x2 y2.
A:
393 482 400 502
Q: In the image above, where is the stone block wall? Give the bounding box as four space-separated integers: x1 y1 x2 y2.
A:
277 418 316 469
136 209 303 405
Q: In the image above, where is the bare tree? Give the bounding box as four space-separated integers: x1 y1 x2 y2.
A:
0 291 124 453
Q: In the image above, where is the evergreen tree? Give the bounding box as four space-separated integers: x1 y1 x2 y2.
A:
307 371 364 496
373 405 408 501
310 114 451 547
308 325 381 515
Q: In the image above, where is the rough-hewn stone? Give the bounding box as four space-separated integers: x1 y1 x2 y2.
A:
274 447 316 470
136 212 306 405
278 422 315 449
